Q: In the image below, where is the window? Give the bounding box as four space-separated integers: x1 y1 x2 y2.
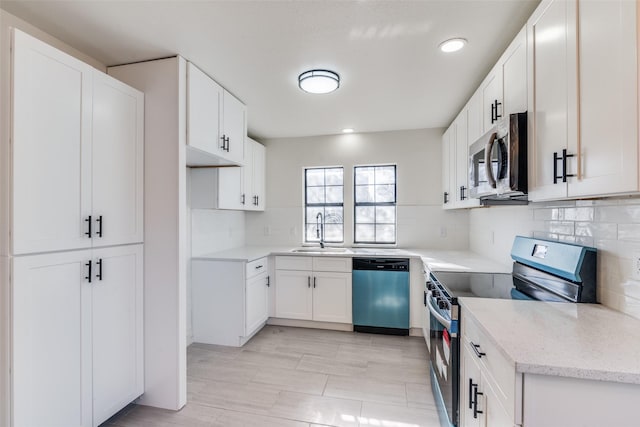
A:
354 165 396 244
304 167 344 243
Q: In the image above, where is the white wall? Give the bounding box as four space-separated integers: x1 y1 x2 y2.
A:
246 128 470 249
470 197 640 320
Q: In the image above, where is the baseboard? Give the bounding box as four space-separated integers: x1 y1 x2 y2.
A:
267 318 353 332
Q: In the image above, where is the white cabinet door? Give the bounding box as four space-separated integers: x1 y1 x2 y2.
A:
186 62 223 156
275 270 312 320
245 273 269 336
501 27 527 117
11 29 93 255
460 344 482 427
527 0 578 201
251 140 266 211
568 0 638 198
481 66 503 133
92 244 143 426
12 250 93 427
243 139 254 209
481 377 513 427
467 91 483 145
218 166 245 210
312 272 352 323
442 127 453 208
222 90 246 165
92 72 144 248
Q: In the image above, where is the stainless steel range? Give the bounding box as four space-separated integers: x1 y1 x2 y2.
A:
425 236 597 427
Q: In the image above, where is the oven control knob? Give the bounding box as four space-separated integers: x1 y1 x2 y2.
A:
437 299 448 310
426 282 436 291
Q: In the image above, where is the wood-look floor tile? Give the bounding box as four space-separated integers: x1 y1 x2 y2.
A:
108 403 223 427
323 375 407 406
234 349 302 369
188 358 261 385
365 360 429 385
250 366 328 395
268 391 362 427
296 354 368 377
360 401 440 427
336 343 405 365
211 409 310 427
189 380 279 415
406 382 437 409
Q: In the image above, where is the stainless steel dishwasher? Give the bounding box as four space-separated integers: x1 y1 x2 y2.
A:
352 258 410 335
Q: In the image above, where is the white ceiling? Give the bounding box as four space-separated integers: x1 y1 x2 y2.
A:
1 0 540 139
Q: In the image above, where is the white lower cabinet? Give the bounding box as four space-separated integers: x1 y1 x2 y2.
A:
11 244 143 427
192 257 269 346
274 256 352 324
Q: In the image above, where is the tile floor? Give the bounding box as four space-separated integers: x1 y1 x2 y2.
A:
104 325 441 427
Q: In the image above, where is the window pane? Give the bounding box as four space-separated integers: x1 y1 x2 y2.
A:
307 187 325 204
355 167 374 185
325 168 343 186
376 206 395 223
306 224 319 241
326 186 343 204
375 166 396 184
306 169 325 186
375 184 395 203
376 224 396 243
355 224 375 242
355 206 375 223
306 206 324 222
324 224 343 242
325 207 343 224
355 185 374 203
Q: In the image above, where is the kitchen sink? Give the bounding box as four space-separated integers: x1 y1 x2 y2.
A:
290 247 353 254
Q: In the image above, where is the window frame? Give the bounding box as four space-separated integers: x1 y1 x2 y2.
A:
303 166 345 244
353 164 397 245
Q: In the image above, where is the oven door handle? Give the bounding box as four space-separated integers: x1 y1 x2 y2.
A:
426 292 452 330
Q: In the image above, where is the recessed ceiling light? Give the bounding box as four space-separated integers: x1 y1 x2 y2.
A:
439 38 467 53
342 128 354 134
298 69 340 94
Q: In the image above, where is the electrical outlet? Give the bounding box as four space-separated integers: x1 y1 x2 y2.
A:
633 251 640 280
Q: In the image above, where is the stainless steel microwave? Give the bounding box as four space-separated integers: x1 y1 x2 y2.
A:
468 112 528 203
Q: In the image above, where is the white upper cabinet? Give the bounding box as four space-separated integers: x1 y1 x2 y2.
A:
10 29 144 255
481 65 503 134
215 137 266 211
92 72 144 248
467 90 483 145
246 138 266 211
528 0 637 201
186 62 246 166
11 29 93 255
442 127 454 208
442 110 479 210
501 27 528 118
567 0 638 198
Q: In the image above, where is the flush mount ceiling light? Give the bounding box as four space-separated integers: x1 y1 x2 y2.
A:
298 69 340 94
342 128 354 134
439 38 467 53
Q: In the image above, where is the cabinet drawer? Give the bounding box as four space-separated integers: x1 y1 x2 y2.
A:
312 257 352 273
246 257 268 279
462 314 517 420
275 256 313 271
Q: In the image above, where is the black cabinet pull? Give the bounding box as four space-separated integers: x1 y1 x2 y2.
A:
85 260 92 283
85 215 92 238
266 276 270 287
256 195 259 206
96 258 103 281
224 136 230 152
423 290 427 307
469 378 476 409
470 342 486 358
241 194 245 205
255 265 263 270
308 276 311 288
460 185 467 201
494 100 502 122
313 277 316 288
443 192 449 204
490 102 495 123
96 215 103 238
220 135 226 150
473 385 484 418
553 149 576 184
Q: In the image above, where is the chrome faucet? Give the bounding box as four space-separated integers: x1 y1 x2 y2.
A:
316 212 325 248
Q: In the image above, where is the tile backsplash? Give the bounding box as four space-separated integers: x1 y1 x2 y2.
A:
470 197 640 320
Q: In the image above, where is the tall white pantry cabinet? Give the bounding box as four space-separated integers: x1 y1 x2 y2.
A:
1 29 144 427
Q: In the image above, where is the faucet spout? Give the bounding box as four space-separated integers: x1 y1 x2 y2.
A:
316 212 325 248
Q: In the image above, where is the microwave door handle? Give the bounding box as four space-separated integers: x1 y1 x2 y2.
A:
426 293 452 330
484 132 498 189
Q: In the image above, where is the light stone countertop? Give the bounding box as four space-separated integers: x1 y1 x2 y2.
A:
460 297 640 384
192 246 511 273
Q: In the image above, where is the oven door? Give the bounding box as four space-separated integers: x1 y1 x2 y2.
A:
427 293 459 427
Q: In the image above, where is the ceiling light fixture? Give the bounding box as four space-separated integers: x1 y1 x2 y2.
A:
439 38 467 53
298 69 340 94
342 128 354 134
